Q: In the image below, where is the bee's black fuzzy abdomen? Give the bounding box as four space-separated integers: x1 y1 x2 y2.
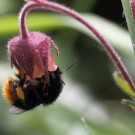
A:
42 68 63 105
14 67 63 110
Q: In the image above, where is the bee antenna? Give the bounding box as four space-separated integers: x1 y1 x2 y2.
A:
64 60 77 72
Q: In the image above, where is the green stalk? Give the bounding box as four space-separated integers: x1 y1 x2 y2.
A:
121 0 135 52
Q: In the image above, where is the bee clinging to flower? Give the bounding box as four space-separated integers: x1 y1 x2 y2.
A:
3 31 64 114
3 1 65 114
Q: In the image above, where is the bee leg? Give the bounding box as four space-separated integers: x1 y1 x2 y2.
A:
14 71 21 79
43 82 49 96
40 72 50 96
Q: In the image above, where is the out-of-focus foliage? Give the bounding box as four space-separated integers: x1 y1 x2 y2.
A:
1 0 135 135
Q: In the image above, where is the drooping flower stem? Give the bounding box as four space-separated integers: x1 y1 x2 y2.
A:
19 0 135 92
19 2 38 39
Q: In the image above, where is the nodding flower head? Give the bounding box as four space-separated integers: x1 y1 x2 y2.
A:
8 31 59 79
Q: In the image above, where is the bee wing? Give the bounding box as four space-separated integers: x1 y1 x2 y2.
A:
9 106 25 114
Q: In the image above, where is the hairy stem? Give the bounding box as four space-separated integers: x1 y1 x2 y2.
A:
19 1 39 39
19 0 135 92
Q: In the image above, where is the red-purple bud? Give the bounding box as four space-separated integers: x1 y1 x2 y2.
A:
130 0 135 19
8 31 58 79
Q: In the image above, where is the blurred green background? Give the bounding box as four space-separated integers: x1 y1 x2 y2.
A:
1 0 135 135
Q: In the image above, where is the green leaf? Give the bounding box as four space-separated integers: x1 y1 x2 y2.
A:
122 99 135 107
113 71 135 98
121 99 135 112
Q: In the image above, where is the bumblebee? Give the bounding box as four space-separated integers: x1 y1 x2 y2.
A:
3 68 64 114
